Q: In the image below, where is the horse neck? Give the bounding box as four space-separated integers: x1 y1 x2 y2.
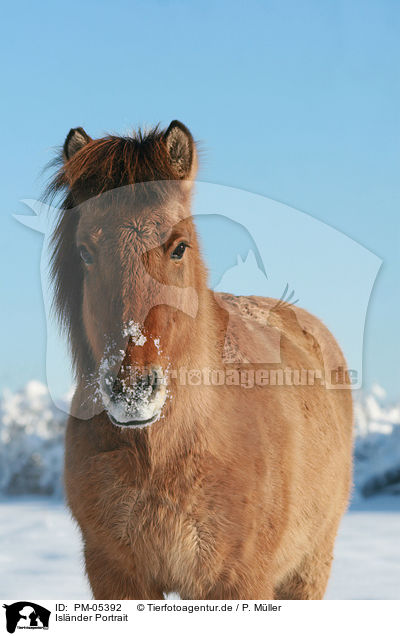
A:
146 286 226 469
184 285 223 364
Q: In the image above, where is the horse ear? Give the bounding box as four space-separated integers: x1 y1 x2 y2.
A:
63 127 92 161
164 120 197 180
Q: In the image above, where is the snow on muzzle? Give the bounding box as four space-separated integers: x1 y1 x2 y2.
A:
99 325 168 428
100 361 167 428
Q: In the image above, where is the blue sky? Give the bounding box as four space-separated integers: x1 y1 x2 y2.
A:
1 0 399 398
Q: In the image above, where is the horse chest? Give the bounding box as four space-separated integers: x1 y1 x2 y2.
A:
120 487 214 588
68 436 227 594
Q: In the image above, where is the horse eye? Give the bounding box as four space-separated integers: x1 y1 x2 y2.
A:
171 242 187 260
79 245 94 265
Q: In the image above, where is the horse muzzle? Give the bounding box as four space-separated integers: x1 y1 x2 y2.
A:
101 365 167 428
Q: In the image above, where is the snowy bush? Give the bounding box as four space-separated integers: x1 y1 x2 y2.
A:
354 385 400 498
0 382 66 496
0 381 399 498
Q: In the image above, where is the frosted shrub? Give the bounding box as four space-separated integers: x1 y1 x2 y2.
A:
353 386 400 497
0 382 66 496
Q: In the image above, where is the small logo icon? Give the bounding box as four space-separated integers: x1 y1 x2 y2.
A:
2 602 51 633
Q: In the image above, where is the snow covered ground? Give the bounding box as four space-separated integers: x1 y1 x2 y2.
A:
0 496 399 600
0 497 90 599
326 496 400 599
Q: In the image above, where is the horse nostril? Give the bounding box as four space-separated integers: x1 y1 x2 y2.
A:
111 369 161 399
138 369 159 395
112 377 124 396
148 369 159 392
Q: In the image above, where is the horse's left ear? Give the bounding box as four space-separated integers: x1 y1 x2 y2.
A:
164 120 197 181
63 127 92 161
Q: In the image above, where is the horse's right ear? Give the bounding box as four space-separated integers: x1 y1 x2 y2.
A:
63 127 92 161
164 120 197 181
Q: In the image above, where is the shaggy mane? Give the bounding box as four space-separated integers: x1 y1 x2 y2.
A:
47 126 181 200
